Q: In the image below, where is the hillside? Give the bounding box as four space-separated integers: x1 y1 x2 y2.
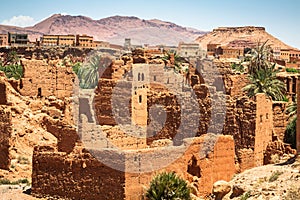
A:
223 158 300 200
0 14 206 45
196 26 294 50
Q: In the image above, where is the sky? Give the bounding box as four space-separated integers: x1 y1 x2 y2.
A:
0 0 299 48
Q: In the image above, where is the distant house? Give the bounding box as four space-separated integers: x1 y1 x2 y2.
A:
8 32 29 46
178 42 205 59
0 34 8 46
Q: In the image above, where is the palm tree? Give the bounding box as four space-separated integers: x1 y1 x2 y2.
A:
145 172 191 200
0 51 23 80
162 51 185 72
78 54 111 89
243 64 286 101
2 51 20 66
245 40 273 74
0 64 23 80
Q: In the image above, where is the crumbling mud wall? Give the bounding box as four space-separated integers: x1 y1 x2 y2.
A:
0 106 12 170
0 77 12 170
125 135 236 199
20 59 75 98
32 146 126 200
272 102 288 141
222 93 273 171
254 93 273 166
32 135 235 200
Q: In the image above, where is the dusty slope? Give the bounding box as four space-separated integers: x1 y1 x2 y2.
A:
223 157 300 200
0 72 63 182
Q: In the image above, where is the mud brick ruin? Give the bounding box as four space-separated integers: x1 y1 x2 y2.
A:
0 79 12 170
0 49 298 199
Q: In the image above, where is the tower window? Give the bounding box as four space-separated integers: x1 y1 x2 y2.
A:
142 73 145 81
139 95 142 103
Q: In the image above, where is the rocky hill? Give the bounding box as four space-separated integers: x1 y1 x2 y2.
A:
223 158 300 200
0 14 206 46
196 26 294 50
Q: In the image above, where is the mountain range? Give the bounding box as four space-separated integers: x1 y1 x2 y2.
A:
0 14 295 49
0 14 206 46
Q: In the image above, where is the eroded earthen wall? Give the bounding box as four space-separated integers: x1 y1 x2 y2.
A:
0 106 12 170
273 102 288 141
254 94 273 166
32 146 126 200
20 59 74 98
125 135 236 199
32 135 235 200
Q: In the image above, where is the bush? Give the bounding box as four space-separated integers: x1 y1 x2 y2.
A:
17 156 30 165
0 64 23 80
0 178 30 185
231 63 245 73
240 191 251 200
145 172 191 200
72 62 82 75
268 171 283 182
286 68 300 73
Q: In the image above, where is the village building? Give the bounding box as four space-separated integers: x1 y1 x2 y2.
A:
0 34 8 46
178 42 204 58
7 32 29 46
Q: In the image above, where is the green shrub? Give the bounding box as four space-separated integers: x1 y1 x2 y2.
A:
0 178 30 185
0 64 23 80
17 156 30 165
231 63 245 73
286 68 299 73
268 171 283 182
145 172 191 200
240 191 251 200
72 62 82 75
0 179 11 185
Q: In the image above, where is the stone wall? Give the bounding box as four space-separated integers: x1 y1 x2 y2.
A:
20 59 75 99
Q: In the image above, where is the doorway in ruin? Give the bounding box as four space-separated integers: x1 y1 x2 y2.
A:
37 88 42 97
187 155 201 178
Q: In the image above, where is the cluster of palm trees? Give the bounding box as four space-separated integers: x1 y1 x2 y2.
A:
241 41 298 153
242 41 286 101
75 53 112 89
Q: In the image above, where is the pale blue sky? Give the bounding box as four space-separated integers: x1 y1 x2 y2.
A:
0 0 299 48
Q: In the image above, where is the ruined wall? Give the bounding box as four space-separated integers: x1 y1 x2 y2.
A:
125 135 236 199
32 146 126 200
32 135 235 200
224 74 248 97
254 94 273 166
237 148 255 172
0 106 12 170
0 81 7 104
20 59 75 98
273 102 288 141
